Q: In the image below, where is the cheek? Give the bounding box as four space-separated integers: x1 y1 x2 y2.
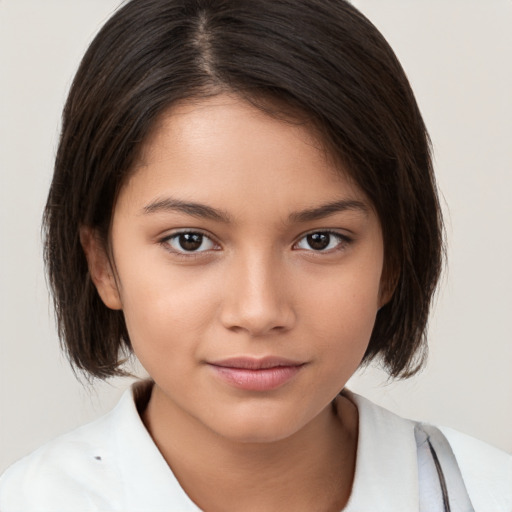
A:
301 260 382 326
309 295 376 364
297 259 382 361
117 264 221 361
302 284 378 397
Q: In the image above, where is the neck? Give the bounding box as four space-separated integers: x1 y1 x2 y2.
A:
141 382 358 512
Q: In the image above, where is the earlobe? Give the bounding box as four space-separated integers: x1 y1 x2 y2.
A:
79 226 122 310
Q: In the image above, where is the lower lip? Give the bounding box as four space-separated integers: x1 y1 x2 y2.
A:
209 365 303 391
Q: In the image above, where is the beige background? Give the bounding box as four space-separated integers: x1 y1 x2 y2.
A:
0 0 511 474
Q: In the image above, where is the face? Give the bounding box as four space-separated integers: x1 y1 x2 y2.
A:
88 94 386 443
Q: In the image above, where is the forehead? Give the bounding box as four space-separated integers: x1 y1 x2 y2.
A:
138 94 328 169
119 94 371 220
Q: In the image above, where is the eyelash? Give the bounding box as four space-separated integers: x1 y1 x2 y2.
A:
293 230 352 253
160 230 220 258
159 229 352 257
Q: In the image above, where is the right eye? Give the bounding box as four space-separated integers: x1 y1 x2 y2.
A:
163 232 217 253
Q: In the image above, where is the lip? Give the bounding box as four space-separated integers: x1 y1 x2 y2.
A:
207 357 306 391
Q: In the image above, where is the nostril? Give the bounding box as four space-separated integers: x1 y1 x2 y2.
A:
220 303 296 336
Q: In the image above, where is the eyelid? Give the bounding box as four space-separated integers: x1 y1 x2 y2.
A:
157 228 353 257
159 229 221 255
293 229 353 252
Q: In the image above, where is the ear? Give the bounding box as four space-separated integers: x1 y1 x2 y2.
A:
80 226 122 310
378 264 399 309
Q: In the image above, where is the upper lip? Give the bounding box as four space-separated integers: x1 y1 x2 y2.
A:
208 356 305 370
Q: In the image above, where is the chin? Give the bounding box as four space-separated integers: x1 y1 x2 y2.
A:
206 407 307 445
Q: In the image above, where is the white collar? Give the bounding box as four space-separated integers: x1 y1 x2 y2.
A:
108 383 420 510
111 384 201 510
342 389 419 511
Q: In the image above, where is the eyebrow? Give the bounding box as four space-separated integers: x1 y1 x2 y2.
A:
288 199 369 223
142 198 232 223
142 197 368 224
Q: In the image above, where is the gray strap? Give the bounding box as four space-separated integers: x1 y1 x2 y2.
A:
415 423 475 512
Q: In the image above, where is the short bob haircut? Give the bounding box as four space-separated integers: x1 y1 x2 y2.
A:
44 0 443 380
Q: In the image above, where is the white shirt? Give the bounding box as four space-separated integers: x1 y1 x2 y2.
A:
1 385 510 511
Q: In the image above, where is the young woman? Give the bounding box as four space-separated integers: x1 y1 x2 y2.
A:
1 0 510 510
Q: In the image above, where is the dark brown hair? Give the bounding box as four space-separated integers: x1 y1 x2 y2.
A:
44 0 443 379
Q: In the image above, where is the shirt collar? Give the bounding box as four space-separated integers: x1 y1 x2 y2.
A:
110 382 201 511
342 389 420 511
107 383 419 511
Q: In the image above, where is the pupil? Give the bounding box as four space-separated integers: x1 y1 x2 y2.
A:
179 233 203 251
307 233 330 250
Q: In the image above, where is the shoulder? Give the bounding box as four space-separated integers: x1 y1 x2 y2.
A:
439 425 512 511
0 395 128 511
346 390 512 511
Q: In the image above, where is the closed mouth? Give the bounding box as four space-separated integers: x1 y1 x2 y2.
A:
207 357 306 391
208 356 305 370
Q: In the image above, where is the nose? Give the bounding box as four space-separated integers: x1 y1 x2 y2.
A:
219 252 296 336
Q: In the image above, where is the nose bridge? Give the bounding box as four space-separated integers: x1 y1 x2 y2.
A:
220 247 294 335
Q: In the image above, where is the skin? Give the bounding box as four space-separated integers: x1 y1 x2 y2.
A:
82 94 389 511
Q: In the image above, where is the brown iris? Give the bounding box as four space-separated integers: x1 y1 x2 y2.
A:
307 233 331 250
178 233 203 251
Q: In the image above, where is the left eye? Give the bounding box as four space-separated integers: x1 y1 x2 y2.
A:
165 232 217 253
295 232 347 252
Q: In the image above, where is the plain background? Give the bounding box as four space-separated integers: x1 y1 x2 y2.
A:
0 0 511 474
